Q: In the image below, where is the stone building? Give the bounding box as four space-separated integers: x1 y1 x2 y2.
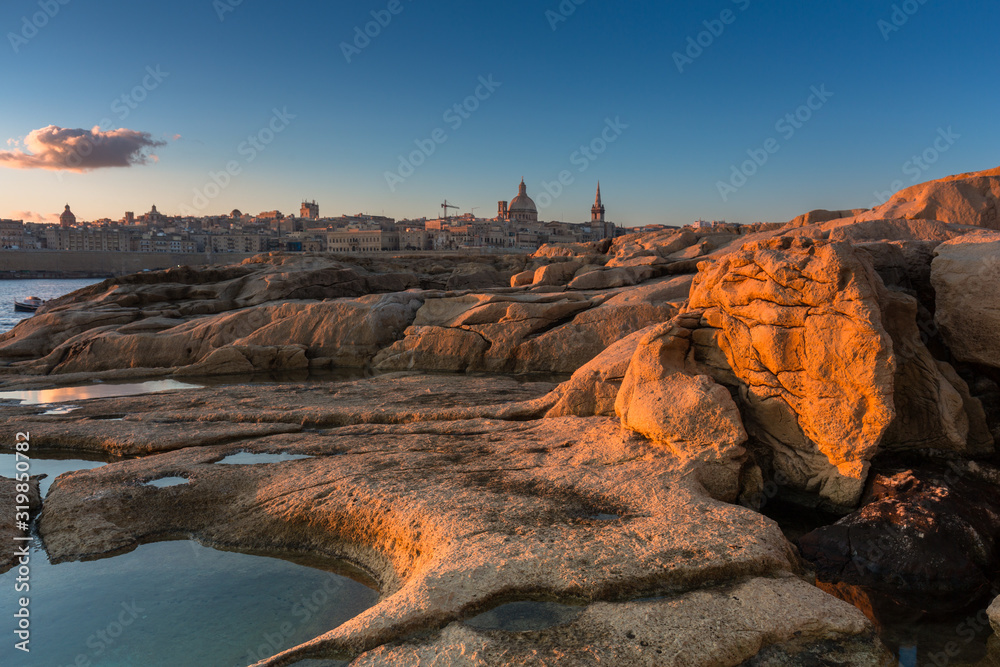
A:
60 204 76 228
326 229 400 253
498 179 539 224
300 201 319 219
0 219 24 248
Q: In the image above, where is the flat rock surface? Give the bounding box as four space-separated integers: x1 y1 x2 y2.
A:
0 373 560 456
0 372 883 665
351 575 889 666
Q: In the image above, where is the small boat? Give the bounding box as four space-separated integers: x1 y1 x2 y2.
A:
14 296 44 312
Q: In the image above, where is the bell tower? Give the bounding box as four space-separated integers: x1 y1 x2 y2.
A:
591 182 605 223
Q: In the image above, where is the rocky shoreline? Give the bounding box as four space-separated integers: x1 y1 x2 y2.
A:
3 167 1000 665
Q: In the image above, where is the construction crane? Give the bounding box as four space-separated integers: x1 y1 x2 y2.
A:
469 207 479 218
441 200 459 220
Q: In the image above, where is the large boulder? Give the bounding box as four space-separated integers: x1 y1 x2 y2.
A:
689 237 896 509
859 166 1000 228
373 294 596 373
931 231 1000 370
789 208 869 227
532 240 611 259
31 294 424 375
606 229 698 268
545 328 650 418
376 278 688 375
615 315 748 501
826 217 970 243
0 256 420 367
531 261 583 287
567 266 653 290
799 462 1000 605
990 596 1000 635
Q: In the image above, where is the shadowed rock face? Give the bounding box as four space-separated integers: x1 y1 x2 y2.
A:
799 462 1000 605
0 475 40 574
932 231 1000 371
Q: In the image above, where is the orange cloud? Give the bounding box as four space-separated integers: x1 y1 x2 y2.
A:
0 125 167 172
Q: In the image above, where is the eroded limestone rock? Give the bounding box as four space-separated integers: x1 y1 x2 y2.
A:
38 411 804 665
858 166 1000 229
349 576 888 667
689 237 896 508
614 317 748 502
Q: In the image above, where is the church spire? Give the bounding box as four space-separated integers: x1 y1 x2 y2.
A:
591 182 605 223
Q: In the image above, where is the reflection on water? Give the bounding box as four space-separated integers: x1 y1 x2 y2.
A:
0 452 110 497
40 405 80 415
217 452 313 465
0 539 378 667
0 380 201 405
144 476 189 488
876 602 997 666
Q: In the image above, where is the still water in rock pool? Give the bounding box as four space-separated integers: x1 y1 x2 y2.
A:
0 539 378 667
0 380 201 406
0 452 109 497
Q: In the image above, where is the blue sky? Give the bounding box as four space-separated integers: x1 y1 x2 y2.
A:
1 0 997 227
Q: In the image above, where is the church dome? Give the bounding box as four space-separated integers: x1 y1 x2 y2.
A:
508 179 537 219
59 204 76 227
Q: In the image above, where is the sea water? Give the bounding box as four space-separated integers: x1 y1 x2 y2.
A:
0 539 377 667
0 279 103 335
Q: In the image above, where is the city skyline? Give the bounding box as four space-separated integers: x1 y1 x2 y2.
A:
2 1 998 227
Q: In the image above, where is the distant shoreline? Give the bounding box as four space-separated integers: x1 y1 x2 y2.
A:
0 249 257 278
1 271 115 280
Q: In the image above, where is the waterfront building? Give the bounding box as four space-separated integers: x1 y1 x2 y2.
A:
0 219 24 249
